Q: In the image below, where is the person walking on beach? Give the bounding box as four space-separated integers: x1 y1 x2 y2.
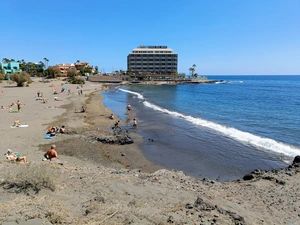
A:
126 104 132 115
133 118 137 129
44 144 59 161
16 100 21 112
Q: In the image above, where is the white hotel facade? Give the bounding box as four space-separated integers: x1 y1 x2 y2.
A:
127 45 178 74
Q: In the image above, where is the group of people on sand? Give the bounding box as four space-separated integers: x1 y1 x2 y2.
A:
5 144 60 164
110 103 138 129
2 100 23 111
47 125 67 136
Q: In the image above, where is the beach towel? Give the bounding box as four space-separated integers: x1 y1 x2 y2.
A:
9 110 20 113
45 134 56 139
10 124 29 128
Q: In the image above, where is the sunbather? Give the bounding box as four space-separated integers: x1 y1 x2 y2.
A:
5 149 27 163
13 119 21 126
60 125 67 134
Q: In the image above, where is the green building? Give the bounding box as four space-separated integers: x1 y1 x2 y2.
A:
0 62 22 80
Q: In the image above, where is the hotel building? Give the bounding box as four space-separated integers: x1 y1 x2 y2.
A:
127 45 178 74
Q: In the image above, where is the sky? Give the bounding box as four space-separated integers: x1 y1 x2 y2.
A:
1 0 299 75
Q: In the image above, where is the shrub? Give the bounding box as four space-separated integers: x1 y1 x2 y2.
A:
0 74 5 80
1 163 57 194
10 71 32 87
68 77 85 84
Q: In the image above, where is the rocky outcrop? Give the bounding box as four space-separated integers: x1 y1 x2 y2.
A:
243 156 300 181
96 127 134 145
292 155 300 167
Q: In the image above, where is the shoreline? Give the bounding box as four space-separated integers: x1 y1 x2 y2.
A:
0 78 299 225
47 89 164 173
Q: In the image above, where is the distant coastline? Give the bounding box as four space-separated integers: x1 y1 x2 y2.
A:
87 75 218 85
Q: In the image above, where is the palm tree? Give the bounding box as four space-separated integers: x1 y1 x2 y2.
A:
43 58 49 69
19 59 27 71
39 61 45 69
95 66 99 74
2 58 10 63
39 61 45 75
189 67 195 76
189 64 197 77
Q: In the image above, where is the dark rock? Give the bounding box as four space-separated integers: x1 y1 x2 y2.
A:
193 197 216 211
167 215 174 223
85 209 91 215
185 203 193 209
243 174 255 180
262 176 275 181
97 127 134 145
276 179 285 185
292 155 300 165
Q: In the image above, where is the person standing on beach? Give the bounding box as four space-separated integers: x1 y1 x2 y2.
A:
126 104 132 115
37 90 40 97
16 100 21 112
133 118 137 129
44 144 59 161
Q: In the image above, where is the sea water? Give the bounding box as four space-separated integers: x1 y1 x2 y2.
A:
102 75 300 181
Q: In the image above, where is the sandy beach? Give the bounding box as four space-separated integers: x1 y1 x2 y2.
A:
0 78 299 225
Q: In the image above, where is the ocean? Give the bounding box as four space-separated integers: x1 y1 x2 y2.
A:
101 75 300 181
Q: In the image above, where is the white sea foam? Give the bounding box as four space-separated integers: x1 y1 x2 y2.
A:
119 88 300 157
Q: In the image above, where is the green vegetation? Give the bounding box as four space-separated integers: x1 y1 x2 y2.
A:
46 66 61 78
67 68 78 77
68 76 85 84
189 64 197 77
10 71 32 86
1 57 99 79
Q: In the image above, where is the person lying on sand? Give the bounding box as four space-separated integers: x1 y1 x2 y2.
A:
1 105 6 110
44 144 59 161
47 126 57 136
13 119 21 126
54 97 62 101
5 149 28 163
60 125 67 134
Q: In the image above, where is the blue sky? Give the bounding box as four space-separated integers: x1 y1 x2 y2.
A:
1 0 299 75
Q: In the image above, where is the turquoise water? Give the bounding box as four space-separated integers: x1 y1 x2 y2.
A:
102 75 300 181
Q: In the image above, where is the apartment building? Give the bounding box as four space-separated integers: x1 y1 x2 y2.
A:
55 62 92 77
55 63 76 77
0 62 22 74
127 45 178 74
